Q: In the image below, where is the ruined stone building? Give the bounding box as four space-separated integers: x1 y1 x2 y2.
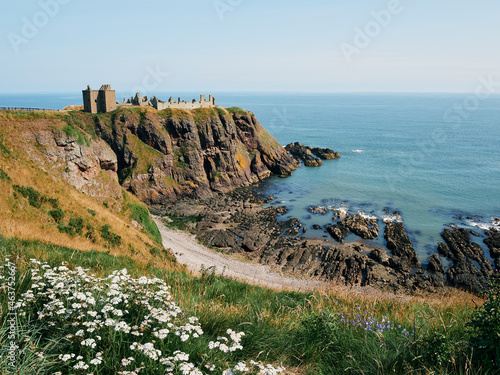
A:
82 84 116 113
120 93 215 110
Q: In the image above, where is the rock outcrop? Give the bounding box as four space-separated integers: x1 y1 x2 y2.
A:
484 229 500 270
384 222 420 271
309 147 340 160
325 214 379 243
26 127 122 204
285 142 322 167
93 107 298 205
426 254 445 287
285 142 340 167
441 228 493 293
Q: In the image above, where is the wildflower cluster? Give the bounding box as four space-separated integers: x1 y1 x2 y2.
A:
5 259 285 374
332 307 411 336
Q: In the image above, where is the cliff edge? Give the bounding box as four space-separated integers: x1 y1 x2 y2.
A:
92 107 298 204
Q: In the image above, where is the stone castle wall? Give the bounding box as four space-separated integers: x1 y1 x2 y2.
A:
121 94 215 111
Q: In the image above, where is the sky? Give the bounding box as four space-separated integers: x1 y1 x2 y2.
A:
1 0 499 93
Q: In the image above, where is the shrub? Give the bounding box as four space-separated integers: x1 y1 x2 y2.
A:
57 217 84 236
13 185 41 208
12 185 58 209
162 216 202 231
0 168 11 182
48 208 65 223
87 209 96 216
100 224 121 247
467 272 500 370
0 140 10 154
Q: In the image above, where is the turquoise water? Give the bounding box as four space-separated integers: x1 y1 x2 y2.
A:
1 92 499 260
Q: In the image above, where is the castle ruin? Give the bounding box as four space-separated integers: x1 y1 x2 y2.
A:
82 84 215 113
120 93 215 110
82 84 116 113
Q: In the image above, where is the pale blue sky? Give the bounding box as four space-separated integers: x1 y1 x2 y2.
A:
1 0 499 93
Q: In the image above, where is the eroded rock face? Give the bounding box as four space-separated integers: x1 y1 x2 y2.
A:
384 222 420 271
325 214 379 243
95 109 298 205
27 128 121 202
441 228 493 293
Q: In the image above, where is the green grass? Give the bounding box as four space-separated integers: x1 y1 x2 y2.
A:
60 119 91 146
162 215 202 231
225 106 248 115
127 202 162 245
0 234 494 374
5 111 48 120
0 140 10 154
0 168 11 181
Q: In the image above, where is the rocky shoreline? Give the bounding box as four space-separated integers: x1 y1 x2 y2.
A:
152 188 498 295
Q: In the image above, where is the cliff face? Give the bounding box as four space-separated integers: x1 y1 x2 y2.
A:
94 107 298 205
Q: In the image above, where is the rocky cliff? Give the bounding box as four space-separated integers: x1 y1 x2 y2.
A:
92 107 298 205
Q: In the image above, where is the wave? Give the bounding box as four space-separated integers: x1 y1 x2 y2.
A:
351 149 364 153
466 217 500 231
382 213 403 223
358 211 377 220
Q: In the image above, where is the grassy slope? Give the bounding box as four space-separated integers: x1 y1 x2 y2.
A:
0 110 174 270
0 235 483 374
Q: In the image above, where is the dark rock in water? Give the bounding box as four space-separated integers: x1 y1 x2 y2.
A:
484 229 500 270
441 228 493 293
312 224 322 230
308 205 328 215
309 147 340 160
384 222 420 271
325 213 379 243
285 142 323 167
325 224 349 243
263 195 274 203
469 230 480 237
437 242 450 258
276 206 287 214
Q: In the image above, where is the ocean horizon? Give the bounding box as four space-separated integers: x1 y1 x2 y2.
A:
1 92 499 264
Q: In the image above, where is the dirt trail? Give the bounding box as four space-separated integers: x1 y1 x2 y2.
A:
153 216 327 292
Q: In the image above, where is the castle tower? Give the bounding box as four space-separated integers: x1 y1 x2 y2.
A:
82 84 116 113
82 85 98 113
97 84 116 113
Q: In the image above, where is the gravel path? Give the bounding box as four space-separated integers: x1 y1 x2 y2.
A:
153 216 328 292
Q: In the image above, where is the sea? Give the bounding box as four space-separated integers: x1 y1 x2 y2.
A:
1 92 499 263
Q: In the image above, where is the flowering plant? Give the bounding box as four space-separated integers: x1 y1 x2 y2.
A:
1 259 285 374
